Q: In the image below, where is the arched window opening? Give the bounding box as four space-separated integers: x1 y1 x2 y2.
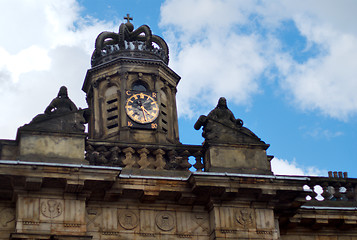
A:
132 81 148 92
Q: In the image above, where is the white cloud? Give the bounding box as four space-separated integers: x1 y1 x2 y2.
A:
0 45 51 83
161 0 268 117
172 34 266 117
160 0 253 40
271 1 357 120
161 0 357 120
280 30 357 119
0 0 117 139
271 157 324 176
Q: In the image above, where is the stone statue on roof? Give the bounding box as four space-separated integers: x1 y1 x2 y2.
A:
19 86 86 133
194 97 262 144
44 86 78 115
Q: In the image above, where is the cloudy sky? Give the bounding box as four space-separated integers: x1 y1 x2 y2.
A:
1 0 357 177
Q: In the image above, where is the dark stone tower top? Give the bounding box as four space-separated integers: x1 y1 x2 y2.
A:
83 15 180 145
91 14 169 67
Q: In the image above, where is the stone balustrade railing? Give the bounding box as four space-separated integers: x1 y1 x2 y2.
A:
304 172 357 203
85 140 204 171
85 142 357 205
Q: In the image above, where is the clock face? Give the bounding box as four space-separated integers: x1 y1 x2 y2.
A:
125 92 159 124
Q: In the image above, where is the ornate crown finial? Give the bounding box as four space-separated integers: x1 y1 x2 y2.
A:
91 15 169 67
123 13 134 32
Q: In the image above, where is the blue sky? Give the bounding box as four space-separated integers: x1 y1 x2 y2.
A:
1 0 357 177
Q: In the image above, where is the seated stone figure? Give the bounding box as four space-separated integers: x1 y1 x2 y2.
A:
20 86 85 133
44 86 78 115
194 97 262 144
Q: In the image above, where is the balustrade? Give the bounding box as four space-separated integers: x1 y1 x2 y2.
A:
85 141 204 172
85 141 357 205
304 172 357 203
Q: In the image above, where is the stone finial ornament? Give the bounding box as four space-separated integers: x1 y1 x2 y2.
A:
194 97 263 144
91 14 169 66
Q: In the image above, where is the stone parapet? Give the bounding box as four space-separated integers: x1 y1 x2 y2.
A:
203 142 273 175
85 140 204 171
18 130 87 165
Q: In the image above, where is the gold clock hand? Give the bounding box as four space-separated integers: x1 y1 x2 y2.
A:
140 106 148 121
142 107 151 115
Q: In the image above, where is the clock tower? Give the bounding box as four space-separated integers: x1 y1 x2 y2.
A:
82 15 180 144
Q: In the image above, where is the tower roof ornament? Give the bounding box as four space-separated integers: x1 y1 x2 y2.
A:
91 14 169 66
124 13 133 22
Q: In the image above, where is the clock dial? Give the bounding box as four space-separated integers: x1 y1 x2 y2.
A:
125 92 159 124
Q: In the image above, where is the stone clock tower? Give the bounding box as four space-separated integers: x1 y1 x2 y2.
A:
82 15 180 144
1 14 356 240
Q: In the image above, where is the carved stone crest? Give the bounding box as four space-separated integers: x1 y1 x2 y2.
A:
155 211 175 231
235 208 254 229
41 200 63 218
118 210 139 230
0 208 15 227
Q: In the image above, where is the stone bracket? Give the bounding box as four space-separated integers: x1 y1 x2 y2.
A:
25 177 43 191
65 179 84 193
140 190 160 202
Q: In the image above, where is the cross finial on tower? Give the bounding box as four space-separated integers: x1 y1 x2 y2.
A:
124 14 133 23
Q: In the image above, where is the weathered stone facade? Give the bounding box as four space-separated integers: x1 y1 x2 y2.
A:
1 15 357 240
0 161 356 240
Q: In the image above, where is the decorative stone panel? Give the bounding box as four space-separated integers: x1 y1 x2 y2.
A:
86 205 210 239
15 196 86 236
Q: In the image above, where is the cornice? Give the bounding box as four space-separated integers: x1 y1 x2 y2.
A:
82 57 180 93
